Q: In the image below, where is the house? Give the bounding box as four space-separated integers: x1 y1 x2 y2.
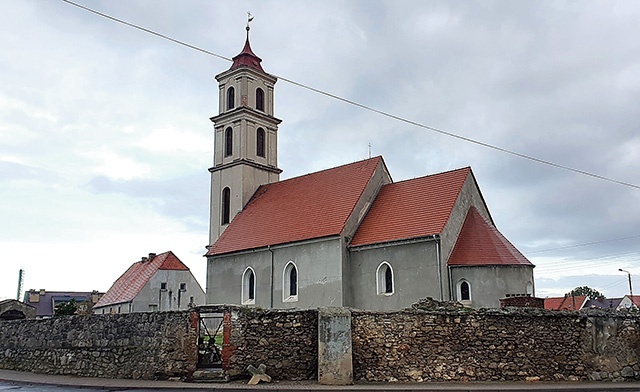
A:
0 299 36 320
93 251 205 314
23 289 103 318
205 27 535 310
544 295 588 311
617 295 640 310
584 297 622 310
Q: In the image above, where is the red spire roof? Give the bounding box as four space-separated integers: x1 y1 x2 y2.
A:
230 36 264 72
350 167 471 247
448 207 533 266
207 157 385 256
95 251 189 308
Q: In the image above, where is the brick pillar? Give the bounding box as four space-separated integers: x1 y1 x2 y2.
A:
221 310 236 371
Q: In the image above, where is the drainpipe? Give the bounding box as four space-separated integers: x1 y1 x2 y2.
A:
448 265 454 301
433 235 443 301
268 245 274 308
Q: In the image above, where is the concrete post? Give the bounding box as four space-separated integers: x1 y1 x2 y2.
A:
317 307 353 385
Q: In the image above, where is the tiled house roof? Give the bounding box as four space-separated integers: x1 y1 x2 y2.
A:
544 295 588 311
448 207 533 266
349 167 471 247
95 251 188 308
207 157 384 256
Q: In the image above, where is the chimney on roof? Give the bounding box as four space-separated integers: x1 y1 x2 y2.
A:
141 256 148 263
149 253 156 261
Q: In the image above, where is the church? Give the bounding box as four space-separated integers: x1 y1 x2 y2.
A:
205 27 534 310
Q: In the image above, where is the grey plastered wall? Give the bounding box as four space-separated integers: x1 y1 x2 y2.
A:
348 240 440 310
207 237 345 309
449 265 535 308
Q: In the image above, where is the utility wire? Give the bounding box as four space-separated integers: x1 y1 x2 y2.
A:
61 0 640 190
528 234 640 254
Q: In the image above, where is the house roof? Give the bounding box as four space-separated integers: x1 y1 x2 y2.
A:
544 295 588 311
95 251 189 308
207 157 384 256
584 297 622 309
349 167 471 247
622 295 640 308
448 207 533 266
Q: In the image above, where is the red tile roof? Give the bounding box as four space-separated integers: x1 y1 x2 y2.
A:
349 167 471 247
208 157 384 256
95 251 189 308
448 207 533 266
230 37 264 72
544 295 588 311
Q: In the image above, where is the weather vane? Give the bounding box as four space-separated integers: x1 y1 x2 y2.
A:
247 11 254 29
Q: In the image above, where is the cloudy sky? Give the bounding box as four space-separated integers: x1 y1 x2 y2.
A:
1 1 639 302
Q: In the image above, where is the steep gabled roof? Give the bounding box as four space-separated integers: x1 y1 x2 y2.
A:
349 167 471 247
544 295 588 311
448 207 533 266
207 157 385 256
95 251 189 308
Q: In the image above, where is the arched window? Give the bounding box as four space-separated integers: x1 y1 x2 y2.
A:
458 279 471 301
227 87 235 110
242 267 256 304
256 88 264 111
224 127 233 157
256 128 265 158
376 262 394 295
283 261 298 302
221 187 231 225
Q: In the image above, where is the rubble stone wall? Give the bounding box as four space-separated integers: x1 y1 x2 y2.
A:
0 311 198 379
223 307 318 380
351 309 640 383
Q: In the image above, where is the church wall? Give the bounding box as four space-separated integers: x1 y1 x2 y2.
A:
348 240 440 310
206 237 344 309
449 265 535 308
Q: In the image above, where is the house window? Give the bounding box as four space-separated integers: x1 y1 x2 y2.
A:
221 187 231 225
283 261 298 302
160 282 167 291
224 127 233 157
227 87 235 110
457 279 471 302
149 304 158 312
179 283 186 291
256 88 264 111
376 262 394 295
242 267 256 304
256 128 265 158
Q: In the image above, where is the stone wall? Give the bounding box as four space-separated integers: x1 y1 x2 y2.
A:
222 307 318 380
0 311 198 379
351 308 640 383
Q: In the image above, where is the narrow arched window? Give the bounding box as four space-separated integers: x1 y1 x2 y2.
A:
283 261 298 302
221 187 231 225
227 87 235 110
224 127 233 157
256 88 264 111
256 128 265 158
376 262 394 295
242 267 256 304
458 279 471 302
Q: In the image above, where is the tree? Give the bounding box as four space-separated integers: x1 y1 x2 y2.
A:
54 299 78 316
566 286 604 300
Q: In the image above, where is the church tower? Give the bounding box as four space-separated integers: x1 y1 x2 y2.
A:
208 24 282 244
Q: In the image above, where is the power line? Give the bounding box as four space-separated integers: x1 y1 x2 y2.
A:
528 234 640 254
60 0 640 190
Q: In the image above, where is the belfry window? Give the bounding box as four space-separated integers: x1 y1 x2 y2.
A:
256 88 264 111
376 262 394 295
221 187 231 225
256 128 265 158
242 267 256 304
283 261 298 302
227 87 235 110
224 127 233 157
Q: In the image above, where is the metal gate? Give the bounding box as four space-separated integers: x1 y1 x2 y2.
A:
196 310 224 368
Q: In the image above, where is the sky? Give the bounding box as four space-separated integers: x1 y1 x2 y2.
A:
1 1 639 302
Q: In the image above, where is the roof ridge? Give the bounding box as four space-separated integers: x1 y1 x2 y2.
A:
390 166 471 186
279 156 383 182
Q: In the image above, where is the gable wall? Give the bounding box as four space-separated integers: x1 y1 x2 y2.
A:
450 265 535 308
207 237 344 308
